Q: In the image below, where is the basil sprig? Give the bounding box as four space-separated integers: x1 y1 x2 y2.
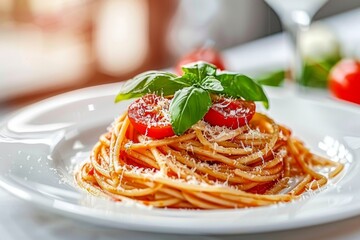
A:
115 61 269 135
114 71 188 102
170 86 212 135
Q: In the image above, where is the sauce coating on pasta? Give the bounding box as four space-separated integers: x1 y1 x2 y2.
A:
75 111 343 209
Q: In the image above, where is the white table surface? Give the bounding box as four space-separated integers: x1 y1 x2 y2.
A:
1 8 360 240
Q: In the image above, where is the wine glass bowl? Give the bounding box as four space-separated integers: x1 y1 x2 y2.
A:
265 0 328 83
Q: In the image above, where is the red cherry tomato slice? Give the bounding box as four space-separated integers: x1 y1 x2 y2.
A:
329 59 360 104
204 98 256 129
128 94 175 139
176 47 225 75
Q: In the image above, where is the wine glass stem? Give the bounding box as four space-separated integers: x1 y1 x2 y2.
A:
286 24 303 83
282 11 311 84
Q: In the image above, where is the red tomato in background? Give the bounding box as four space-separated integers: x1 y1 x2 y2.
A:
128 94 175 139
204 98 256 129
329 59 360 104
175 47 225 75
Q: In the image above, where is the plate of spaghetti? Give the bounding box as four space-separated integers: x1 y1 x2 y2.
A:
0 62 359 234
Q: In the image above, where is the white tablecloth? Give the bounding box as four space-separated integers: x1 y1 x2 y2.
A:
1 8 360 240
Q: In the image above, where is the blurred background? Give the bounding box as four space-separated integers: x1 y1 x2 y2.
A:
1 0 360 107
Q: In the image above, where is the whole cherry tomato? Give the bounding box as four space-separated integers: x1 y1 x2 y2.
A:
128 94 175 139
329 59 360 104
203 98 256 129
176 47 225 75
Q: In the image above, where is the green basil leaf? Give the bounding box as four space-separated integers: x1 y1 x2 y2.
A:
200 76 224 92
181 61 217 83
300 57 339 88
217 72 269 109
170 86 212 135
255 70 285 87
172 75 194 86
115 71 188 102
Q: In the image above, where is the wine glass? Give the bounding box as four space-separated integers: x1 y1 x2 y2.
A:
265 0 328 84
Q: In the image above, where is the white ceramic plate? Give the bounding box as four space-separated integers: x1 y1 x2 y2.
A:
0 83 359 235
